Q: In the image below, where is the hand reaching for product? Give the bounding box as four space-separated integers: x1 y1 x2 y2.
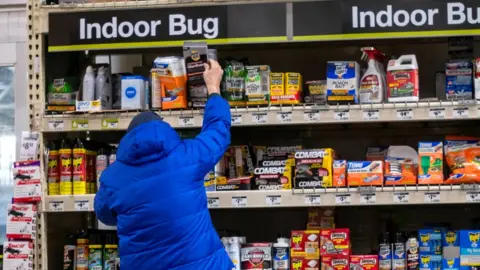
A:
203 59 223 95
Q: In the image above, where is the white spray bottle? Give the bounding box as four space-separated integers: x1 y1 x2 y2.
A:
95 66 112 109
359 47 386 103
82 66 95 101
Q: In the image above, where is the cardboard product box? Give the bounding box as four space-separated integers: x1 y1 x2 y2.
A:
292 257 320 270
347 161 383 186
333 160 347 187
224 146 256 179
419 229 442 255
350 255 379 270
460 230 480 266
445 60 473 100
245 65 271 106
294 149 337 189
326 61 360 105
418 142 444 185
183 42 208 108
252 157 294 190
271 72 303 105
443 258 460 270
443 231 460 260
322 255 350 270
304 80 327 105
215 176 252 191
419 254 442 270
307 207 335 230
291 230 320 258
320 229 351 256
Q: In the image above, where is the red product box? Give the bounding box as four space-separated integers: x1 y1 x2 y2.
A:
291 230 320 258
320 229 351 256
321 255 349 270
291 257 320 270
350 255 379 270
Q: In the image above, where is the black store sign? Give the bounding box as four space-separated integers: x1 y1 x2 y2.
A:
48 0 480 52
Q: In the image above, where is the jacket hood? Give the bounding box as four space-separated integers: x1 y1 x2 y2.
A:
117 121 181 165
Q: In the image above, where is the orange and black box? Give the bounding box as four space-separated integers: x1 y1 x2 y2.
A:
320 229 350 256
349 255 379 270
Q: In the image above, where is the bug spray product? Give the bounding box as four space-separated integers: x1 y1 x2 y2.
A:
223 61 246 106
393 232 406 270
77 230 89 270
109 147 117 165
245 65 271 106
359 47 386 103
83 66 96 101
47 141 60 195
89 232 103 270
96 148 108 190
183 42 208 108
60 138 73 195
95 66 112 109
104 232 119 270
73 139 87 195
64 234 76 270
406 233 419 270
379 232 392 270
273 238 290 270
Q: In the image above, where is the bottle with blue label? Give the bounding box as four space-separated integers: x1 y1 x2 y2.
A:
273 238 290 270
379 232 393 270
393 232 406 270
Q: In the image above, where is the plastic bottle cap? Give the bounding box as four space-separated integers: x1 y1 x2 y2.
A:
98 66 105 74
86 66 94 73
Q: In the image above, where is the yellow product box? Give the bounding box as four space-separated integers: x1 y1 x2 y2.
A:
270 73 285 96
294 148 337 188
271 72 303 105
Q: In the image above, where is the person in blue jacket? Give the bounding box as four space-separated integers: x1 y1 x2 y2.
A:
94 60 234 270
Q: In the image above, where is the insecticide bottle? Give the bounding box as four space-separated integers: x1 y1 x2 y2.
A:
393 232 406 270
96 148 108 190
73 139 87 195
273 238 290 270
60 138 73 195
83 66 96 101
76 230 89 270
47 140 60 195
88 232 103 270
104 232 119 270
109 147 117 165
64 234 77 270
379 232 392 270
387 55 419 102
406 232 419 270
95 66 112 109
359 47 385 103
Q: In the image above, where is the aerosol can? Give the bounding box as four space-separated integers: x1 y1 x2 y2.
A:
359 47 386 103
379 232 392 270
406 233 419 270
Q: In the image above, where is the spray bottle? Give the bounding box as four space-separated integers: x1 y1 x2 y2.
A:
83 66 96 101
95 66 112 109
359 47 386 103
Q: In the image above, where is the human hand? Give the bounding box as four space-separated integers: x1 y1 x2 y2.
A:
203 59 223 95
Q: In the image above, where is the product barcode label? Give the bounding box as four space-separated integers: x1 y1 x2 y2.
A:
335 194 351 205
363 110 380 121
424 192 440 203
360 193 376 204
429 108 446 119
231 115 242 125
466 192 480 203
101 118 119 129
396 109 413 120
265 195 281 206
453 107 469 118
277 112 292 123
72 119 89 130
232 196 247 207
49 200 64 212
207 197 219 208
252 113 268 124
48 120 64 131
74 200 90 211
334 110 350 121
393 192 409 203
178 116 194 127
304 195 321 205
304 111 320 122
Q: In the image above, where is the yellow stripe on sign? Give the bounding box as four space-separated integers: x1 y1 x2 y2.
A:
48 36 288 52
293 29 480 41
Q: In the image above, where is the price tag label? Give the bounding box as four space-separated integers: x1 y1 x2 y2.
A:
232 196 247 207
304 111 320 122
20 131 39 160
252 113 268 124
363 110 380 121
207 197 219 208
101 118 119 129
178 116 194 127
49 200 64 212
277 112 292 123
429 108 446 119
334 110 350 121
393 192 409 203
265 195 281 206
466 191 480 203
74 200 90 211
72 119 89 130
231 115 242 125
335 194 351 205
453 107 469 118
304 195 321 205
396 109 413 120
360 193 376 204
424 192 440 203
48 120 64 131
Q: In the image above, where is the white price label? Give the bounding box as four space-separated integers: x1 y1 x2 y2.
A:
424 192 440 203
466 192 480 203
277 112 292 123
334 110 350 121
396 109 413 120
74 200 90 211
429 108 446 119
49 201 64 212
304 111 320 122
453 107 469 118
252 113 268 124
393 192 409 203
178 116 194 127
363 110 380 121
304 195 321 205
335 194 351 205
231 115 242 125
48 120 64 131
232 196 247 207
360 193 376 204
72 119 89 130
207 197 219 208
101 118 119 129
265 195 281 206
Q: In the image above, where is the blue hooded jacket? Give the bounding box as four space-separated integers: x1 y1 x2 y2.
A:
94 94 233 270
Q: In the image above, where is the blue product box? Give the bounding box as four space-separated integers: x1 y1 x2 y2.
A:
420 229 443 254
445 231 460 247
460 267 480 270
443 258 460 270
420 254 442 270
446 60 473 100
326 61 360 105
460 230 480 266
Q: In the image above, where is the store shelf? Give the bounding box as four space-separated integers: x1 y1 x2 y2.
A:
42 101 479 132
41 185 480 212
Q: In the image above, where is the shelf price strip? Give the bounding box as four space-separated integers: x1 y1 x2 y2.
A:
393 192 409 203
49 200 64 212
232 196 247 207
207 197 220 208
335 194 351 205
265 195 281 206
424 192 440 203
305 195 321 205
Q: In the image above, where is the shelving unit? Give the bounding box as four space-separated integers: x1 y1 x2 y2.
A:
28 0 480 269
